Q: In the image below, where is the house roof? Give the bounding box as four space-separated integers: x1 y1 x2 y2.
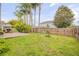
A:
40 20 56 28
2 24 12 27
0 21 5 25
40 20 53 24
0 21 12 27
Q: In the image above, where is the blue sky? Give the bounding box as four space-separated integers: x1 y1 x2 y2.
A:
1 3 79 26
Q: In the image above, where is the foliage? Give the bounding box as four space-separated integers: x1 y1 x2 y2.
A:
0 48 9 55
8 19 19 28
68 24 77 28
45 24 50 37
0 40 9 55
16 3 33 25
8 20 32 33
15 10 23 20
16 3 41 26
0 28 4 35
54 5 74 28
15 23 31 33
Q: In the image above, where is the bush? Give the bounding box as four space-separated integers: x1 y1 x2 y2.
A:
45 24 51 37
45 30 50 37
15 21 31 33
0 40 10 55
0 48 9 55
8 19 19 28
9 20 32 33
0 29 4 35
16 24 31 33
23 25 31 33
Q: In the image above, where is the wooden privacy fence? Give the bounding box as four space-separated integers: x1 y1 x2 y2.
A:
74 27 79 39
31 28 79 37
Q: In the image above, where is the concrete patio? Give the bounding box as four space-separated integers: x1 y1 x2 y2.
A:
0 32 28 38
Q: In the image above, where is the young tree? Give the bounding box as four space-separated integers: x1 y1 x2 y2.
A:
54 5 74 28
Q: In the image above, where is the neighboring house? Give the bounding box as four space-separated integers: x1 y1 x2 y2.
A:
40 21 56 28
2 24 12 33
0 21 12 33
0 23 1 29
0 21 5 29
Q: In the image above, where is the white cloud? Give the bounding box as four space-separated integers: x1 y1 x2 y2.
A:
1 19 8 23
70 8 79 26
49 3 56 7
1 18 17 23
71 9 78 18
71 9 79 25
68 4 79 19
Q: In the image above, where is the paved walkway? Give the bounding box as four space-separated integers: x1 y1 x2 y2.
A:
0 32 28 38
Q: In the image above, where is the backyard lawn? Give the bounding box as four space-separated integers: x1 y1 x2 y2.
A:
0 33 79 56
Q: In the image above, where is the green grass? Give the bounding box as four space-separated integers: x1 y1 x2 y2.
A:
0 33 79 56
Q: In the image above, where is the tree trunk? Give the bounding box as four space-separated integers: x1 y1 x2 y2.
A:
26 15 28 25
24 15 26 24
34 7 36 27
38 5 41 32
25 12 29 25
29 12 33 26
38 5 41 26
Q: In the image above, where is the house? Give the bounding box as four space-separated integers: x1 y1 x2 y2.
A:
40 21 56 28
0 21 5 29
2 24 12 33
0 21 12 33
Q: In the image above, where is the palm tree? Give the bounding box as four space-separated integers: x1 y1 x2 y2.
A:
16 3 33 26
31 3 39 27
15 10 23 20
16 4 29 24
28 3 33 26
38 4 41 27
37 4 41 32
20 10 27 24
16 3 41 27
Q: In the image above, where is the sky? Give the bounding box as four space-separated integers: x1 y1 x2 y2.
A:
1 3 79 26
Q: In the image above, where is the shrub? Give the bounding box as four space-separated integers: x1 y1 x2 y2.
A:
16 24 31 33
0 28 4 35
9 20 32 33
0 48 9 55
45 30 50 37
23 25 31 33
15 22 31 33
0 40 10 55
8 19 19 28
45 24 51 37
